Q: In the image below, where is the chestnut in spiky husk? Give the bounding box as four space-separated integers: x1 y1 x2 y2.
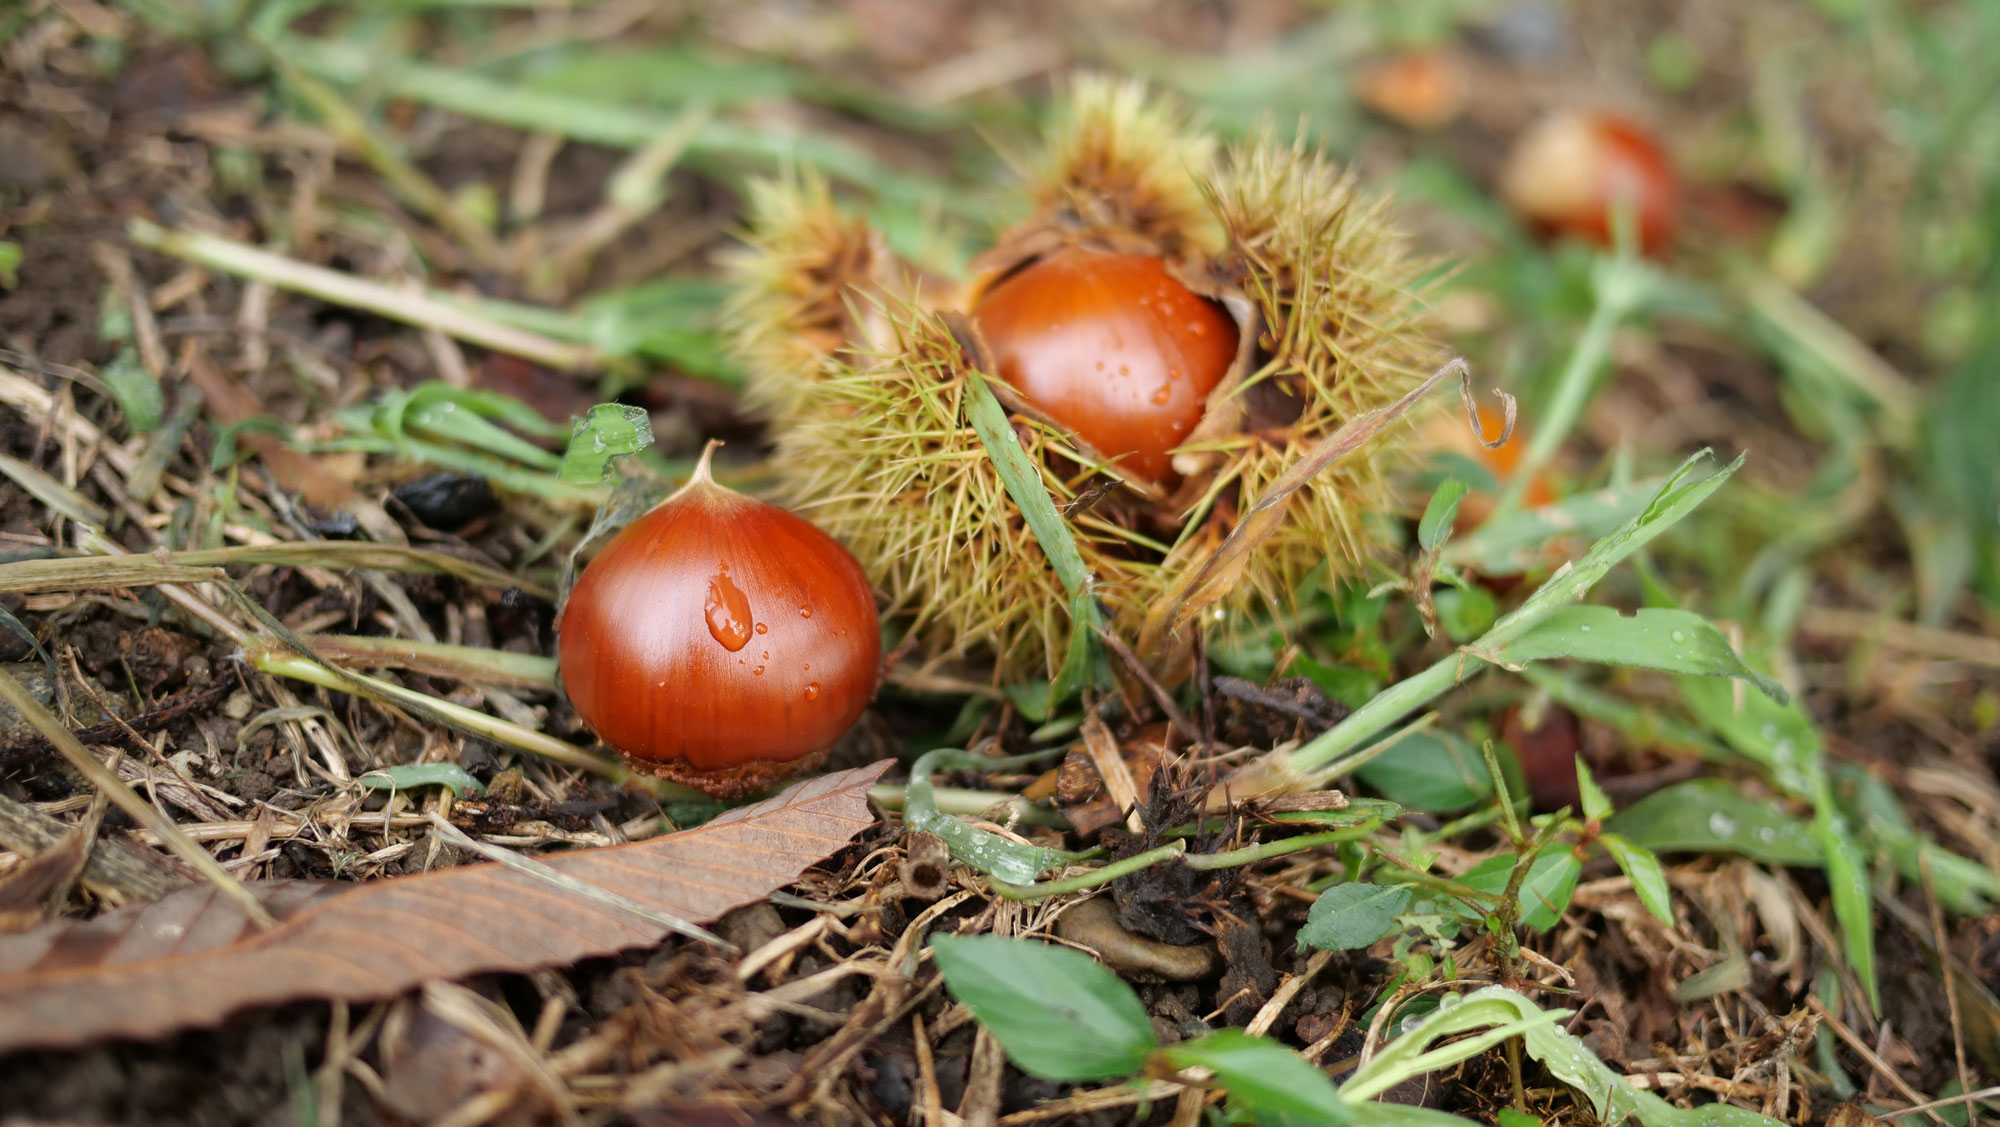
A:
729 77 1445 678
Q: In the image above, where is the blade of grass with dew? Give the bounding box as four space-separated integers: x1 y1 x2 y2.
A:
961 365 1109 698
1443 475 1661 575
1493 606 1787 702
1678 674 1878 1008
1242 450 1740 795
1606 779 1821 866
902 748 1076 885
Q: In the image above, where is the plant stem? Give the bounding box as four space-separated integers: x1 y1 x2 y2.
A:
990 841 1186 900
1493 256 1651 518
127 219 596 372
248 647 705 800
1182 826 1376 870
294 634 558 690
869 784 1070 827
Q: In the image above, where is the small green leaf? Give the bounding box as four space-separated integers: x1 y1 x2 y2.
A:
99 348 164 434
1299 882 1412 952
1163 1030 1350 1124
1418 477 1468 551
1495 606 1787 703
1495 1109 1546 1127
0 240 20 289
1456 848 1580 932
1047 591 1111 706
1606 780 1820 865
401 384 564 468
930 934 1156 1082
1598 833 1673 924
1433 584 1497 641
1512 453 1740 619
358 763 484 797
1354 731 1492 814
210 417 293 471
1292 655 1383 709
559 404 653 484
1575 757 1612 823
1003 679 1053 723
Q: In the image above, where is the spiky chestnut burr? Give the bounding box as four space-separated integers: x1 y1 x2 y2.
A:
731 77 1444 679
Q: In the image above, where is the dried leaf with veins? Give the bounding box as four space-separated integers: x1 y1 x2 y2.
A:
0 761 889 1052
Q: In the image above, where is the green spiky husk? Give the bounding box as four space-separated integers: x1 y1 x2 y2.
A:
736 80 1444 679
723 172 910 428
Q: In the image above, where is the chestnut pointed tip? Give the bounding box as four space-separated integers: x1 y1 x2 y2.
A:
667 438 733 506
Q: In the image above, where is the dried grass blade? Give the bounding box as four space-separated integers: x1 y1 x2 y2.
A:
0 666 275 929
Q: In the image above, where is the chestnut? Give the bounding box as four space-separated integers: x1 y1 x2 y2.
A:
556 446 882 798
1499 110 1678 255
972 246 1238 485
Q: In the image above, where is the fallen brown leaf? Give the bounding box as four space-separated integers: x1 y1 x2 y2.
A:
0 761 890 1052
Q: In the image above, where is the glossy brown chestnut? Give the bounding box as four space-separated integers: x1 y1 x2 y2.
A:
1499 110 1679 255
556 450 881 798
973 247 1238 484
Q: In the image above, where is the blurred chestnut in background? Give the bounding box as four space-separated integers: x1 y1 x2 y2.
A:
1503 703 1583 813
1353 50 1469 131
1499 110 1679 255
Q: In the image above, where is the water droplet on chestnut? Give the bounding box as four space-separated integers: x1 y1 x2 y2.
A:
704 570 753 652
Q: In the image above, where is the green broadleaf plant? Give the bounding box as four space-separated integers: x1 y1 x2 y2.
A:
1298 882 1413 952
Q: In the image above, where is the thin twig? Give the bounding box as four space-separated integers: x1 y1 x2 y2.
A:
1095 625 1198 743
